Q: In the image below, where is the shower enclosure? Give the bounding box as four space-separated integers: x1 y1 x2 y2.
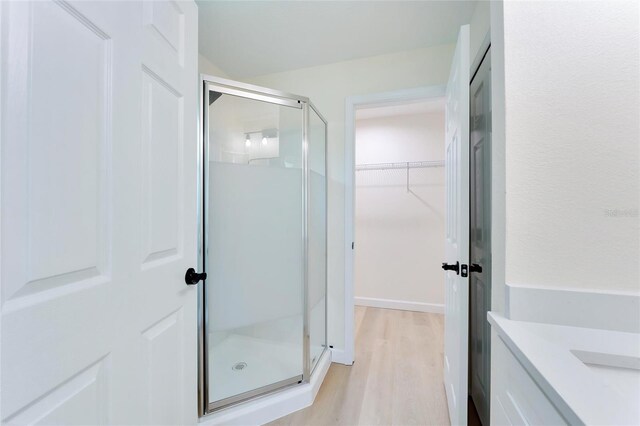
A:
198 76 328 415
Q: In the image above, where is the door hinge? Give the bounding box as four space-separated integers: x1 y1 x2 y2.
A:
461 264 468 278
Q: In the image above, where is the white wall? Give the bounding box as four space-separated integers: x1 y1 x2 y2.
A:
200 53 229 78
501 1 640 294
242 44 455 351
355 112 445 310
356 112 445 165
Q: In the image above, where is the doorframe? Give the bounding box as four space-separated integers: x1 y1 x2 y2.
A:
488 3 507 317
343 85 446 364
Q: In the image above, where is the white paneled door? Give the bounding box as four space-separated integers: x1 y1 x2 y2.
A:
443 25 470 426
1 1 198 424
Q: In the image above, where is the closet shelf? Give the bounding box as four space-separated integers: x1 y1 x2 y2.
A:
355 160 444 172
355 160 444 192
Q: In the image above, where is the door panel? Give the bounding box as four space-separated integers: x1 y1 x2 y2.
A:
1 0 111 312
469 47 492 426
443 24 470 426
1 1 198 424
140 68 184 267
5 357 110 425
142 309 185 425
1 2 117 420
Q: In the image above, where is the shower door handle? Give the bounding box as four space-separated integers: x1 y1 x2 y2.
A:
185 268 207 285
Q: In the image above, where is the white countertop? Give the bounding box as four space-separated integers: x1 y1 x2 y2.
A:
488 312 640 425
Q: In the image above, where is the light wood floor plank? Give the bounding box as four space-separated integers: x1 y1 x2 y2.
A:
266 306 450 426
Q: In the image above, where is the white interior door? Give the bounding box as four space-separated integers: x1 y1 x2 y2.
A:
443 24 470 426
1 1 198 424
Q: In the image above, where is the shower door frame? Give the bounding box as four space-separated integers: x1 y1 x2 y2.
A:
197 75 328 417
307 100 329 379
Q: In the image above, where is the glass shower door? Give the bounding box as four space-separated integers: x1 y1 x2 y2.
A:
204 86 304 409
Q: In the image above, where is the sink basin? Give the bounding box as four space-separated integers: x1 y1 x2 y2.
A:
571 349 640 398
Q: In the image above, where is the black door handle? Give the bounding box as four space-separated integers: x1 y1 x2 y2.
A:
441 261 460 275
185 268 207 285
470 263 483 273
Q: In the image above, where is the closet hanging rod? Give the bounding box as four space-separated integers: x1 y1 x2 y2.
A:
355 160 444 172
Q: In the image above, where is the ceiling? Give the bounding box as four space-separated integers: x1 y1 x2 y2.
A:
197 1 477 78
356 97 445 120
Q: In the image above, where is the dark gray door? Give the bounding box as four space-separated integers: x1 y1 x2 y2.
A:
469 47 491 426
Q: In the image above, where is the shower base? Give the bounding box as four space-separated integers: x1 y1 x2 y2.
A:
200 348 331 426
208 333 303 404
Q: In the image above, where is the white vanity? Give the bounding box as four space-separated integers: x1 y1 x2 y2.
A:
489 285 640 425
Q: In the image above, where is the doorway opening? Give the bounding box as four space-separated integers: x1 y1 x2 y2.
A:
341 87 451 423
354 98 447 314
343 86 446 365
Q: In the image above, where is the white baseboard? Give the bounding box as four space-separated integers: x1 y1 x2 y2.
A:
329 348 353 366
506 283 640 333
355 296 444 314
199 349 331 426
